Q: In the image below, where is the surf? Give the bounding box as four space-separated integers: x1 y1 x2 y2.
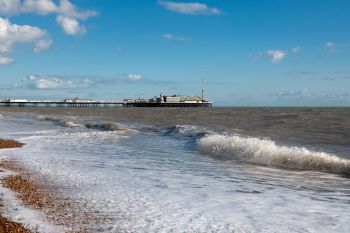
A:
198 134 350 175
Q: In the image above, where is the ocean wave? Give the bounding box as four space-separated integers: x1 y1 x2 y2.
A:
37 115 127 131
198 134 350 175
37 115 84 128
84 123 127 131
163 125 208 139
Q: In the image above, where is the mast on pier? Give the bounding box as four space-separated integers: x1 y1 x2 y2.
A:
201 79 204 101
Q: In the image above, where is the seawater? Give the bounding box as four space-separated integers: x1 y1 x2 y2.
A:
0 107 349 232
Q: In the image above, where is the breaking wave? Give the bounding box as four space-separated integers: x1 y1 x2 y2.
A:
85 123 126 131
162 125 208 139
37 115 84 128
198 134 350 175
37 115 126 131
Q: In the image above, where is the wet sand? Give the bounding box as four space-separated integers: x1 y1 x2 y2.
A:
0 139 23 149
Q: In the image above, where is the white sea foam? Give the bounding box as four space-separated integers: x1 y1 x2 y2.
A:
198 134 350 174
0 170 64 233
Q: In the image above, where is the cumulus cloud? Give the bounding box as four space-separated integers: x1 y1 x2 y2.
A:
162 34 191 41
0 0 97 19
0 0 97 36
56 0 97 20
266 50 286 64
0 17 51 64
0 0 22 15
252 49 287 64
158 1 224 15
23 75 91 89
128 74 142 81
56 15 85 35
21 0 58 15
0 55 13 65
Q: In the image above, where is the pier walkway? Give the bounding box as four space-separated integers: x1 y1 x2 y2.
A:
0 100 124 108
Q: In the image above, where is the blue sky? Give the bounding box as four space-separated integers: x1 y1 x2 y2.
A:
0 0 349 106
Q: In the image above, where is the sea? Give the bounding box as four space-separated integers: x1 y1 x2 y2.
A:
0 107 349 233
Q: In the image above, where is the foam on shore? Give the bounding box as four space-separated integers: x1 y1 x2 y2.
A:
0 169 64 233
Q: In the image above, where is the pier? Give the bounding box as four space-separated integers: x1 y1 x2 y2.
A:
0 100 124 108
1 82 213 108
0 98 212 108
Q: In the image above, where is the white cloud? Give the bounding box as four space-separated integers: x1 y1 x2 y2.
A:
266 50 286 64
252 49 287 64
0 0 21 15
33 37 52 52
0 17 51 64
291 46 302 54
21 0 58 15
0 0 97 36
56 15 86 35
325 41 348 53
24 75 90 89
4 0 98 19
158 1 223 15
162 33 190 41
57 0 97 20
128 74 142 81
4 74 177 93
0 55 13 65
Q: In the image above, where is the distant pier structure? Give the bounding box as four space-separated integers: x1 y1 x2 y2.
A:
0 96 212 108
0 98 124 108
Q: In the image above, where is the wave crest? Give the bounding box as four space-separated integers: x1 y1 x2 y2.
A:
85 123 126 131
198 134 350 175
37 115 128 131
37 115 84 128
163 125 208 139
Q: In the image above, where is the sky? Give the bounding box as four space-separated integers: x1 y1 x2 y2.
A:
0 0 349 106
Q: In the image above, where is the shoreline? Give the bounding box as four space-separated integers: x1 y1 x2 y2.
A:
0 138 105 232
0 139 31 232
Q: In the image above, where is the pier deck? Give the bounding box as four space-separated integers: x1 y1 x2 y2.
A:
0 100 212 108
